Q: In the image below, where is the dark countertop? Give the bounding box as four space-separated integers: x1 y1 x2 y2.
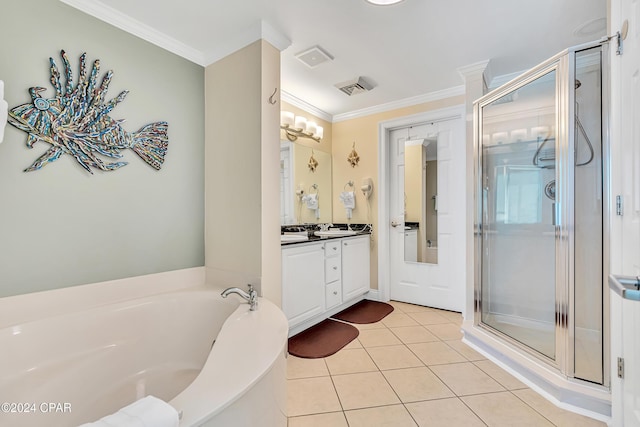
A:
280 223 372 246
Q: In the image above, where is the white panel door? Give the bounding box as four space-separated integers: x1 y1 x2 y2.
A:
611 0 640 424
618 0 640 424
389 118 464 311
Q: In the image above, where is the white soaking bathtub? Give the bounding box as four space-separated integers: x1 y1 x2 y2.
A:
0 269 289 427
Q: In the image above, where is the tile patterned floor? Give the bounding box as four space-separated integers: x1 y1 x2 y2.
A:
286 301 606 427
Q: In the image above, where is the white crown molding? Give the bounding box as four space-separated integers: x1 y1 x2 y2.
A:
332 85 465 123
59 0 206 65
58 1 291 67
457 60 491 80
202 20 291 65
281 91 332 122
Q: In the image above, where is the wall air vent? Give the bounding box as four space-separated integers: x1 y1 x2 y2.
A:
335 77 375 96
295 46 333 68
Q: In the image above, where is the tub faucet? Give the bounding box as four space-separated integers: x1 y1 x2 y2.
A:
221 284 258 311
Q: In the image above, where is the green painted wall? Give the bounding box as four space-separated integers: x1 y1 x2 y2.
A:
0 0 205 296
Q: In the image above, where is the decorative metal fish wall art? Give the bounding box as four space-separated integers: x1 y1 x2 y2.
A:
8 50 169 173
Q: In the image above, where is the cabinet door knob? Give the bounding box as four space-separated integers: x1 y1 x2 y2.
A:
333 247 337 250
344 242 348 246
333 291 338 295
333 266 337 270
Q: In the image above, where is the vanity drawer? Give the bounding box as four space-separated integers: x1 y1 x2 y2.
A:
325 281 342 310
324 240 341 256
325 256 341 283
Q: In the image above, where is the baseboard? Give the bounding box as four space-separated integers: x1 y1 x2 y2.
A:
365 289 381 301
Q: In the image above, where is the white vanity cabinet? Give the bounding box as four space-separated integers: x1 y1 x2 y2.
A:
341 235 371 301
281 242 325 327
324 240 342 310
282 234 371 335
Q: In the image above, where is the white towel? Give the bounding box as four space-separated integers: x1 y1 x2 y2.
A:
302 193 318 210
339 191 356 219
78 395 179 427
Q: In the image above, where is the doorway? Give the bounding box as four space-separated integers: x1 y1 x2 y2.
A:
378 106 466 312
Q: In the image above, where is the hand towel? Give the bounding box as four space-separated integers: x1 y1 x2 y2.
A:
339 191 356 219
302 193 318 210
78 395 179 427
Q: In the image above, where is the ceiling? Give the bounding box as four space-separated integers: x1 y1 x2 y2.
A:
60 0 607 120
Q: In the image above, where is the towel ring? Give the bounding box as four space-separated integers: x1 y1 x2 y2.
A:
344 180 354 191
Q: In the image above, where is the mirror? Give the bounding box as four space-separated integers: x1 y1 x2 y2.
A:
281 140 332 225
404 136 438 264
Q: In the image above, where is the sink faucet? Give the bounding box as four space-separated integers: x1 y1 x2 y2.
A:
221 284 258 311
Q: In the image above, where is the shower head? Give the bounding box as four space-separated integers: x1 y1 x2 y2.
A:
575 79 582 89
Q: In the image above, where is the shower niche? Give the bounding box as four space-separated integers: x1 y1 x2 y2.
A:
470 41 610 416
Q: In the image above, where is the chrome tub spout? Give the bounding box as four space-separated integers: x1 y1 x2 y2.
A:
221 284 258 311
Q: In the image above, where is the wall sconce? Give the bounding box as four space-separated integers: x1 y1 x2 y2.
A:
281 111 323 143
0 80 8 144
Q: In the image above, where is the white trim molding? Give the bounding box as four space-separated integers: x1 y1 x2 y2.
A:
58 1 291 66
281 91 333 122
332 86 465 123
59 0 207 65
202 20 292 65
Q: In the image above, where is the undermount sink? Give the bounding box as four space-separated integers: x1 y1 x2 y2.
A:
314 230 357 237
280 234 309 243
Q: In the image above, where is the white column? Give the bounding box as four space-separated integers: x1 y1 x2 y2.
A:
456 60 490 322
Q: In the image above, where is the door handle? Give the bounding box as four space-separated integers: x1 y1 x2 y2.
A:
391 220 401 228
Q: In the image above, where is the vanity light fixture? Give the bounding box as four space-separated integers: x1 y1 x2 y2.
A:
365 0 404 5
280 111 323 143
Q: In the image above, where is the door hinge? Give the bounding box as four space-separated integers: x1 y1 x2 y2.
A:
618 357 625 379
616 195 623 216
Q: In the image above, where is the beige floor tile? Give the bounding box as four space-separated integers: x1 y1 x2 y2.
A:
473 360 527 390
389 325 440 344
424 323 463 340
332 371 400 410
342 337 363 349
407 311 451 325
382 367 454 402
325 348 378 375
513 389 607 427
445 340 486 362
288 411 349 427
366 345 423 370
353 321 388 330
287 376 342 417
381 312 420 327
389 300 437 313
357 328 402 347
462 391 554 426
287 355 329 379
439 310 463 324
407 342 467 365
430 362 505 396
344 404 418 427
406 398 485 427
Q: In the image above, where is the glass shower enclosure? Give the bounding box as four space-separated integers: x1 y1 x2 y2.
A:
474 41 608 386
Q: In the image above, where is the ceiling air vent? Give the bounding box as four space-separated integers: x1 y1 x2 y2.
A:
335 77 375 96
295 46 333 68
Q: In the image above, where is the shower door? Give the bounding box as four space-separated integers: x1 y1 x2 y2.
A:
475 43 607 385
477 66 561 362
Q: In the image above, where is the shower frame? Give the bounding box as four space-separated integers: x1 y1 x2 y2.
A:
472 39 611 400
